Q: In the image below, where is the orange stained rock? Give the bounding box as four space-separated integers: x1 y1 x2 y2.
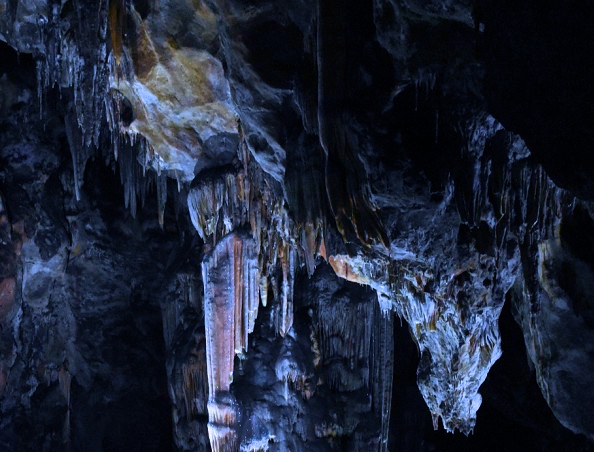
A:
108 0 125 67
0 277 16 319
327 254 370 285
318 234 327 260
128 14 158 80
109 6 237 182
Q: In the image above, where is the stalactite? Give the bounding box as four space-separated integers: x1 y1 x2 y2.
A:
117 140 144 217
188 168 248 243
372 302 394 452
156 171 168 227
395 264 504 434
277 242 296 336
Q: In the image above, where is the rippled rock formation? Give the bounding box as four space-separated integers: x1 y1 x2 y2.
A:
1 0 594 450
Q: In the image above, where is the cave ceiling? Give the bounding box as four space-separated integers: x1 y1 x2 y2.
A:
1 0 594 451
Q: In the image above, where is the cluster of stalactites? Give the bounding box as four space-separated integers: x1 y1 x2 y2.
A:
189 139 331 448
322 247 505 435
395 263 503 434
184 130 340 451
29 1 111 200
316 121 555 434
188 144 325 338
104 109 170 227
26 0 170 222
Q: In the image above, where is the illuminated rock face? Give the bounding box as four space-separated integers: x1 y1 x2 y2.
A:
109 8 238 183
1 0 594 451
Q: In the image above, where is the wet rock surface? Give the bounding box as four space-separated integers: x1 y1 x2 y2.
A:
2 1 594 451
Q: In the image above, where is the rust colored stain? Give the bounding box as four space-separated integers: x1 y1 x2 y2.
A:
0 277 16 319
108 0 124 66
328 255 369 285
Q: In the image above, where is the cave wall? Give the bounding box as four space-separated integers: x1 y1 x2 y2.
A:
2 0 594 451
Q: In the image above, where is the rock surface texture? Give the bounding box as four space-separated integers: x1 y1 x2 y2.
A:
1 0 594 451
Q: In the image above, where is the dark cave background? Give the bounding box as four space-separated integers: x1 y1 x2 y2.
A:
2 0 594 451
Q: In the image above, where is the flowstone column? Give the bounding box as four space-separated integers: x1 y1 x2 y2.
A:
202 232 259 451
